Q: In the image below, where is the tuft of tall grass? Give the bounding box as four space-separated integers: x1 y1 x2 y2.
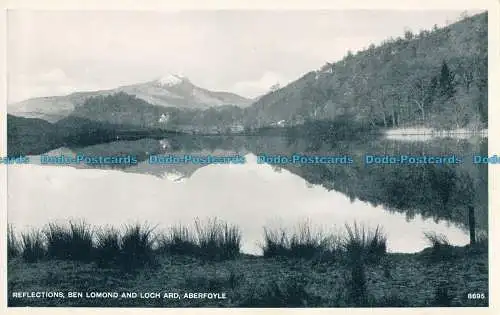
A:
119 223 157 270
8 225 21 259
20 230 46 262
157 219 241 260
342 222 387 264
158 225 199 256
424 232 450 248
423 232 454 262
44 221 94 261
341 223 386 306
469 232 488 255
261 222 339 260
95 227 121 268
289 222 335 260
194 218 241 261
68 221 94 261
44 223 67 259
262 227 289 258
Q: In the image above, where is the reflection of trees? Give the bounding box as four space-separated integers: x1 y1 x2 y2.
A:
255 137 488 232
180 134 488 234
287 162 485 231
72 134 487 234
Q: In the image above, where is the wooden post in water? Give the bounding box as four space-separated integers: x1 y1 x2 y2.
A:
468 205 476 245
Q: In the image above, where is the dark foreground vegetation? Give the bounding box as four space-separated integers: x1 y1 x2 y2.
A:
8 219 488 307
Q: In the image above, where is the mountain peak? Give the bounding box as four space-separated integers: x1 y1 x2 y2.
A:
156 73 188 87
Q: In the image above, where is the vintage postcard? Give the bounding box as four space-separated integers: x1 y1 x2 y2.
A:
1 0 498 312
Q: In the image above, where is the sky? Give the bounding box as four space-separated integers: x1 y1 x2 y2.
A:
6 10 482 103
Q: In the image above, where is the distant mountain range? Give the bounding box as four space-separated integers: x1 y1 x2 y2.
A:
8 74 252 123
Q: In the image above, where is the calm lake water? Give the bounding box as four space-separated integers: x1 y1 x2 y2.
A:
7 135 488 255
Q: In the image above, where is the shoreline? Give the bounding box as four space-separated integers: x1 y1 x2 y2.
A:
8 245 488 307
7 220 488 307
385 127 488 136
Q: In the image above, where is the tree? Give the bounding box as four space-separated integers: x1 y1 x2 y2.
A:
426 76 438 106
439 61 455 98
460 10 469 20
270 83 281 92
367 44 376 56
404 29 414 40
455 58 475 92
449 96 470 128
408 76 428 121
476 55 488 124
373 85 390 127
419 29 430 38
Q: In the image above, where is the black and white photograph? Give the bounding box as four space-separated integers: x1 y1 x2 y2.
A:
3 3 492 309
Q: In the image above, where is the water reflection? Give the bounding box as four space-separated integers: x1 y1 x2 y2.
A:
10 135 487 254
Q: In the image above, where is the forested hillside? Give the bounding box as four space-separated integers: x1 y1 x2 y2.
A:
71 92 246 134
244 12 488 130
7 114 61 155
7 112 182 156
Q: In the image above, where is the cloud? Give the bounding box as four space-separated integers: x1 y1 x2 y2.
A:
39 68 67 82
232 71 291 98
8 69 75 102
6 11 471 101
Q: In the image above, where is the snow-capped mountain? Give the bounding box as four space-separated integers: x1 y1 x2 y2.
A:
116 74 251 110
157 73 184 86
8 74 252 122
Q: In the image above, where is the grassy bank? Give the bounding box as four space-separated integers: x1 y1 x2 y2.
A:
7 219 488 307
